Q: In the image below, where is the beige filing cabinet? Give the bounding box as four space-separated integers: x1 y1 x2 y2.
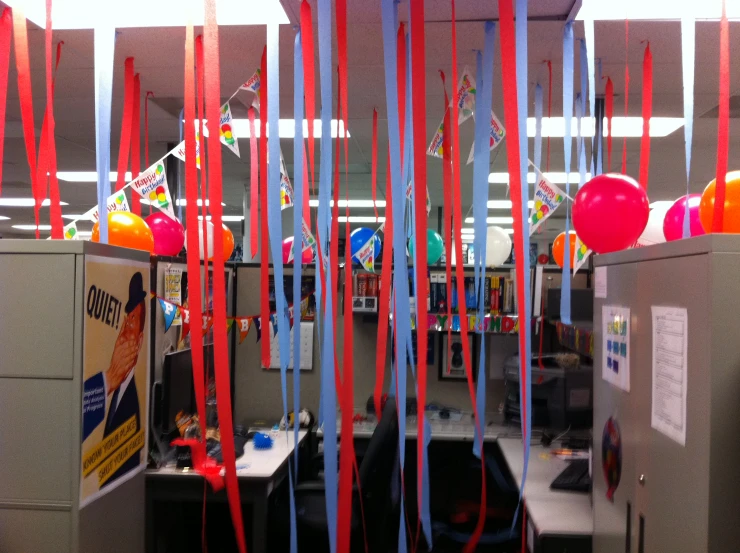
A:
0 241 150 553
593 235 740 553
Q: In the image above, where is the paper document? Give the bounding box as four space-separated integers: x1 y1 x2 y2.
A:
595 266 607 298
602 305 630 392
651 306 688 446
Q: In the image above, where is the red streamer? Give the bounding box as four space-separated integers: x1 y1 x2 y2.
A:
300 0 316 195
248 107 259 257
605 77 614 172
203 2 246 552
450 2 486 550
145 91 154 167
371 108 379 219
259 47 271 369
115 58 135 192
131 75 142 215
183 18 213 490
374 154 393 419
43 0 62 238
12 7 42 237
196 35 210 289
0 9 11 197
713 1 730 232
638 43 652 191
621 20 630 175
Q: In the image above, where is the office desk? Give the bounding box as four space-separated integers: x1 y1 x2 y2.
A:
498 438 593 553
146 430 307 553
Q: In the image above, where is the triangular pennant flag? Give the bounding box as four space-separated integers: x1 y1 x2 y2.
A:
253 316 262 343
427 117 446 158
270 313 278 338
240 68 260 94
158 298 177 332
466 109 506 164
83 190 131 223
280 154 294 210
300 297 309 319
171 129 201 169
288 306 295 330
301 218 317 256
405 180 432 214
201 314 213 337
529 167 568 235
219 103 240 158
128 161 175 218
355 235 377 273
453 66 477 124
226 318 235 332
238 317 252 344
63 221 79 240
573 235 592 275
180 308 191 343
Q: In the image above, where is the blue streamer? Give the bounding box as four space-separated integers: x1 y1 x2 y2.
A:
561 22 574 326
380 2 411 551
94 24 115 244
266 24 297 553
534 84 543 171
292 31 304 481
472 21 495 457
516 0 532 511
577 41 588 181
681 18 695 239
584 20 596 176
317 0 338 550
576 95 587 187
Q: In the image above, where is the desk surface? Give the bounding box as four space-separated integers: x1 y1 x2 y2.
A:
498 438 593 537
147 430 307 480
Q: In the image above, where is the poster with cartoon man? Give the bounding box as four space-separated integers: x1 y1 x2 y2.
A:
80 256 149 508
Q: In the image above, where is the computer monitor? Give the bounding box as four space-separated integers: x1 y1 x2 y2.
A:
160 345 214 436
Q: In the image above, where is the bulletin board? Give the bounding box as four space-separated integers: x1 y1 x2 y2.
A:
262 321 314 371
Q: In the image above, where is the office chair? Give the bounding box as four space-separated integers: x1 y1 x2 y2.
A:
293 398 400 552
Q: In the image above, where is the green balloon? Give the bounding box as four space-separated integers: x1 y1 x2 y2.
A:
408 229 444 264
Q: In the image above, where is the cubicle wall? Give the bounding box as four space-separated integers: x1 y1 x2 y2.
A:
232 264 590 424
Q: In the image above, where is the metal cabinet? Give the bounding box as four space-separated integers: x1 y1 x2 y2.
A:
593 236 740 553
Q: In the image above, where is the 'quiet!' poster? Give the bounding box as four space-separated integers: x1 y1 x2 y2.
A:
80 255 150 508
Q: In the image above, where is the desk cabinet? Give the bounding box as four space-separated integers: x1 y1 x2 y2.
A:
593 236 740 553
0 242 149 553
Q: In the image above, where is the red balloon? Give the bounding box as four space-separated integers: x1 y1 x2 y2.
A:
662 194 705 241
572 173 650 254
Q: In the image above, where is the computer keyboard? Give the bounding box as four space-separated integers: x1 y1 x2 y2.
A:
550 459 591 493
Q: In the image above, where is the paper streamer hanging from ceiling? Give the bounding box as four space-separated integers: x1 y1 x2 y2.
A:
605 77 614 172
713 1 729 233
259 48 271 369
92 20 115 244
578 40 588 184
371 108 379 219
0 9 11 197
316 0 338 550
584 18 596 175
534 84 543 172
115 58 134 193
203 0 246 550
515 0 533 526
560 22 574 326
681 17 695 239
131 75 141 216
638 43 652 191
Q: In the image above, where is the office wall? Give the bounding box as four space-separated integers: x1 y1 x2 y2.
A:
232 264 590 424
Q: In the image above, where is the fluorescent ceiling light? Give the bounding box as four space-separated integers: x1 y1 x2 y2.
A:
576 0 740 21
465 216 515 224
338 216 386 223
461 236 475 243
0 198 68 207
308 199 385 208
5 0 289 29
76 231 92 237
12 224 51 230
62 213 90 220
196 119 349 139
489 172 591 185
56 171 132 182
198 215 244 222
526 117 684 138
460 228 475 234
0 215 9 220
175 199 226 207
487 200 535 209
649 201 675 210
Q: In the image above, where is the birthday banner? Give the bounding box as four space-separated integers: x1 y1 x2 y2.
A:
573 234 592 275
280 154 295 210
128 161 175 218
454 66 477 123
529 166 568 234
83 190 130 223
219 103 240 158
64 221 79 240
355 236 377 273
405 180 431 214
287 218 316 262
466 109 506 165
417 312 520 334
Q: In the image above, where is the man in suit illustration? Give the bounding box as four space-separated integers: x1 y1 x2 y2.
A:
100 271 147 486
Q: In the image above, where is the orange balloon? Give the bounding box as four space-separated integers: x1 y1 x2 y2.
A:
552 231 577 268
221 224 235 261
699 171 740 233
92 212 155 254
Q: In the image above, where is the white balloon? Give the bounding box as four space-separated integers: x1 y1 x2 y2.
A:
184 221 214 260
485 226 512 267
636 205 670 247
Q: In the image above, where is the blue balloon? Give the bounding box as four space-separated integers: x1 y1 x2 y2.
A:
350 227 382 265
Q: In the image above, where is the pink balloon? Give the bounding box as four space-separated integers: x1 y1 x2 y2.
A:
662 194 705 241
282 236 313 264
572 173 650 254
145 212 185 256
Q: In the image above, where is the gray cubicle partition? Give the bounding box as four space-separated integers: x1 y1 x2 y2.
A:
0 241 150 553
593 235 740 553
